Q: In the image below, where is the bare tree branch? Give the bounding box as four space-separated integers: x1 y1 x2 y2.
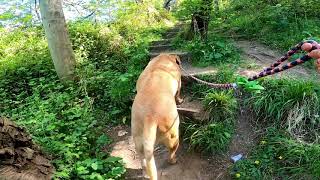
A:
34 0 41 22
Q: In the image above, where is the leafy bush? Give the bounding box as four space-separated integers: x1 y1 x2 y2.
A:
67 11 170 120
203 91 237 122
183 120 233 153
0 27 126 178
182 91 237 153
175 0 211 20
174 34 240 66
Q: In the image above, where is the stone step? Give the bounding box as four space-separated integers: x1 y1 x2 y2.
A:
151 38 174 46
166 29 180 34
177 107 200 119
164 31 179 39
180 61 217 78
149 44 174 52
177 98 208 121
149 51 190 62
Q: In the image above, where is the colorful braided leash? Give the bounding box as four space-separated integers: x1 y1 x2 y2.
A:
248 40 320 81
180 65 237 89
181 40 319 89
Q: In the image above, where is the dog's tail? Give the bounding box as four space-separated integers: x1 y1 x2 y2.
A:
143 115 158 179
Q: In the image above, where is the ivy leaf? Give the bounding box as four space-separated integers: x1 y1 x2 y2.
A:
76 166 89 175
91 162 98 171
106 156 122 163
214 53 223 59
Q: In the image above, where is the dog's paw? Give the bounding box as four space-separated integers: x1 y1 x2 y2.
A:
168 157 177 164
175 97 184 105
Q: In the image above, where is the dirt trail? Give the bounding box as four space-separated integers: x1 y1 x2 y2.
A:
107 26 316 180
107 126 214 180
236 40 317 78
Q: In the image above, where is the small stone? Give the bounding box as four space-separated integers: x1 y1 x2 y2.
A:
161 171 168 176
118 130 128 137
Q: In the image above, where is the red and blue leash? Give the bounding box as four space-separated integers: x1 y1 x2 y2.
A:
182 40 320 89
248 40 320 81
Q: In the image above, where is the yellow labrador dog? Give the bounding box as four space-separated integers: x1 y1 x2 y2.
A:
131 54 183 180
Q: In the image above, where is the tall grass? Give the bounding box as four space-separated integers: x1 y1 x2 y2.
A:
245 78 320 143
182 90 237 153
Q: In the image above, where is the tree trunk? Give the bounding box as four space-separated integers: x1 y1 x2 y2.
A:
188 0 213 40
39 0 75 82
163 0 173 10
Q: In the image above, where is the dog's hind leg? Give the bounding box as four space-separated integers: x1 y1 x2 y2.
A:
175 79 184 105
143 117 158 180
163 117 180 164
168 137 179 164
133 136 148 179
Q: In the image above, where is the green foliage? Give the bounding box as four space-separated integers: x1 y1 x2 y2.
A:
203 91 237 121
73 156 125 180
231 128 320 179
116 1 174 33
174 34 240 66
183 120 233 153
212 0 320 50
175 0 212 20
65 4 172 121
245 78 320 143
181 69 238 154
182 91 237 153
0 1 34 27
0 27 126 178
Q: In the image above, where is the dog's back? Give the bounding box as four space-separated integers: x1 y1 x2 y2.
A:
131 54 181 180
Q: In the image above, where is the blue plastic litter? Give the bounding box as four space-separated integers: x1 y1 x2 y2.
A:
231 154 243 163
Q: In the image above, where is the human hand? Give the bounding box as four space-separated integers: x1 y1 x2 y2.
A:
301 42 320 72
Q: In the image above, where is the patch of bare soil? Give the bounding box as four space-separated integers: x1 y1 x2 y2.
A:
107 125 213 180
181 59 217 77
0 117 54 180
235 40 317 79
